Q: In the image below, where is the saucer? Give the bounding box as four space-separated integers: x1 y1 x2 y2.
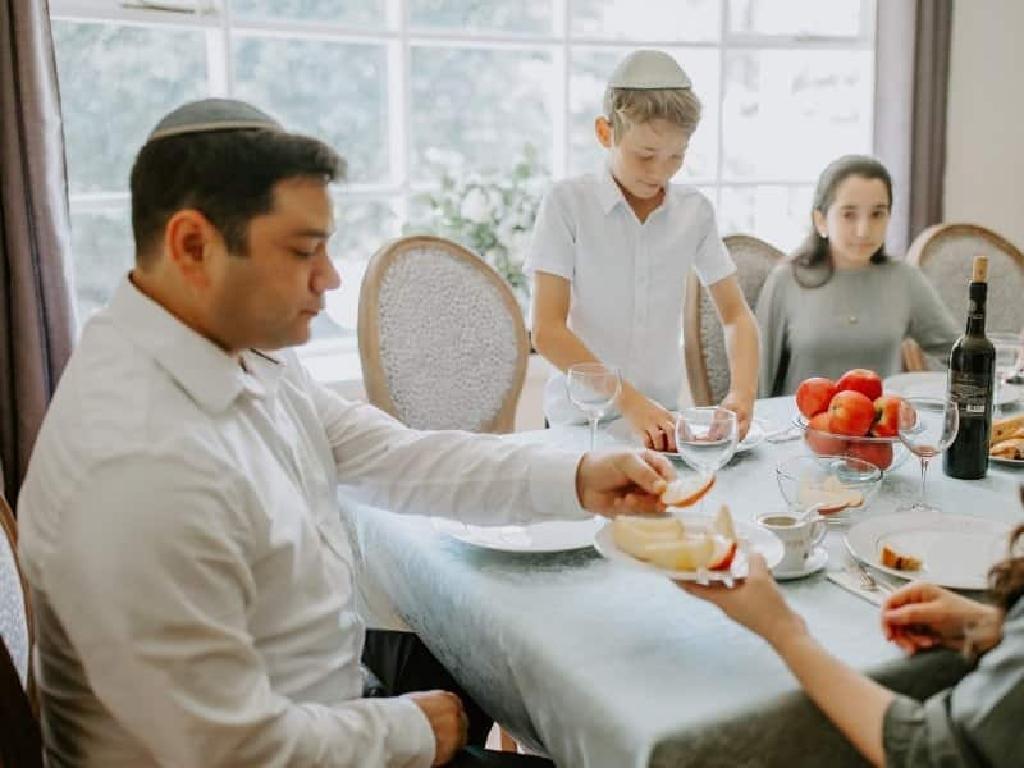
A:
772 547 828 581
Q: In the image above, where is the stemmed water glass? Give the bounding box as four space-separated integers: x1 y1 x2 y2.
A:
896 397 959 513
566 363 622 450
673 407 739 506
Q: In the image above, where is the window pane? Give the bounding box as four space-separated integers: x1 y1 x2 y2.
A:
233 37 388 183
410 47 552 181
319 198 400 336
729 0 864 37
409 0 551 34
68 201 134 325
717 184 814 252
721 50 873 182
571 0 720 42
230 0 386 26
53 21 207 195
569 48 719 180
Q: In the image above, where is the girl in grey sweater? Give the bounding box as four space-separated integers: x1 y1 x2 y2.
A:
756 156 958 396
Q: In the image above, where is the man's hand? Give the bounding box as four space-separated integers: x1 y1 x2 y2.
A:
678 554 807 648
882 582 1003 656
575 450 675 517
405 690 468 767
619 385 678 451
720 389 754 441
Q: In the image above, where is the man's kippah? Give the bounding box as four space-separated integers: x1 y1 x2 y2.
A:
147 98 282 141
607 50 692 90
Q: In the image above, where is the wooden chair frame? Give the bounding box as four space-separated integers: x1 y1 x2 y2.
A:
902 223 1024 371
684 234 784 406
358 235 529 434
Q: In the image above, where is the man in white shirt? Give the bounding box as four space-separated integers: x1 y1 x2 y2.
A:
17 99 674 767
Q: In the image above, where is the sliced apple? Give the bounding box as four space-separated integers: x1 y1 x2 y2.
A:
711 504 737 542
611 516 685 557
640 535 714 570
797 476 864 516
661 473 715 507
707 536 737 571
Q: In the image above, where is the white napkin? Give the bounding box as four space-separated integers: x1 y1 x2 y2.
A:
826 569 886 606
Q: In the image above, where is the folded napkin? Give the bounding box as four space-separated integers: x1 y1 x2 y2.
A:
826 569 886 606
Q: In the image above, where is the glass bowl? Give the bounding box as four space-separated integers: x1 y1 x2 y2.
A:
776 455 883 523
796 415 910 472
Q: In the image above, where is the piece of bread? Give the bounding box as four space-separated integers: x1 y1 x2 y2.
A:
880 544 922 571
991 414 1024 446
990 438 1024 460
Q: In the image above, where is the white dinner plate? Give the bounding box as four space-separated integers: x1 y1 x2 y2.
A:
990 455 1024 469
844 511 1014 590
883 371 1023 408
432 517 605 553
593 512 784 585
608 417 767 458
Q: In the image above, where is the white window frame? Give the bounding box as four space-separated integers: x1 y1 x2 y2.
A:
50 0 877 382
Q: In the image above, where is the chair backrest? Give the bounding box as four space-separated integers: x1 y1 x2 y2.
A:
907 223 1024 334
685 234 785 406
902 223 1024 372
358 235 529 433
0 492 42 768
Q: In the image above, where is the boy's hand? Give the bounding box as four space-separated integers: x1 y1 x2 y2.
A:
720 390 754 440
576 449 675 516
619 385 677 451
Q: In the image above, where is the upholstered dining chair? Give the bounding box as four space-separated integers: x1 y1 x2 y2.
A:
684 234 785 406
0 489 43 767
901 223 1024 371
358 235 530 433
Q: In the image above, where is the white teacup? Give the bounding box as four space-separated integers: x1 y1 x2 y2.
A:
757 512 827 573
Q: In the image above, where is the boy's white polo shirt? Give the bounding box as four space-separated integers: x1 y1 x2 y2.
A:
527 167 736 424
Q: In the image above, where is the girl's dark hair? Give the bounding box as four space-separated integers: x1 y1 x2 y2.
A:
988 486 1024 612
790 155 893 289
130 128 344 266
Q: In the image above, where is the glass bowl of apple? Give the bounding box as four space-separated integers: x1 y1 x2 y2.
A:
793 369 912 473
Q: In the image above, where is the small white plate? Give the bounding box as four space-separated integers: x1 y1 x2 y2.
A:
608 418 767 458
593 512 784 585
844 511 1013 590
432 517 604 553
772 547 828 581
883 371 1023 408
990 455 1024 469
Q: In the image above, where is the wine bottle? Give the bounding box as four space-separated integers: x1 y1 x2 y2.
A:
943 255 996 479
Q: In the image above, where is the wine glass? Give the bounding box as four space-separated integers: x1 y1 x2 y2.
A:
673 407 738 504
566 363 622 450
896 397 959 513
991 332 1024 407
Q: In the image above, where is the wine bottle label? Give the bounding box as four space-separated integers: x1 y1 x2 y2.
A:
949 371 992 416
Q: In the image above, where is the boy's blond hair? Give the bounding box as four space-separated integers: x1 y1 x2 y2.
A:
602 87 701 142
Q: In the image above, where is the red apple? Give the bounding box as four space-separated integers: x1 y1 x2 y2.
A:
829 390 876 436
805 411 847 456
870 395 903 438
795 377 838 419
847 440 894 470
836 369 883 402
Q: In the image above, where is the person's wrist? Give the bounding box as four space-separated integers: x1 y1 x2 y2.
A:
763 612 810 653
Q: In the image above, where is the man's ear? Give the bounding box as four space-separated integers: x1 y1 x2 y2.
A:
595 116 614 149
163 209 222 288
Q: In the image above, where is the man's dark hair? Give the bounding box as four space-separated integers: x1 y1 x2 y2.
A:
130 128 345 265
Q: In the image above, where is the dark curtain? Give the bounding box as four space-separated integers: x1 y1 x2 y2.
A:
0 0 75 507
874 0 954 255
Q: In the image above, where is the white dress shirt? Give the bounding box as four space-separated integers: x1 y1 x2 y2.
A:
17 277 587 767
526 167 735 424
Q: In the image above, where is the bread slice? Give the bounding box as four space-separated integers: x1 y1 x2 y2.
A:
880 544 922 571
991 414 1024 446
990 438 1024 460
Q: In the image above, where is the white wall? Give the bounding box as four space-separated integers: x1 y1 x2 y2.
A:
944 0 1024 249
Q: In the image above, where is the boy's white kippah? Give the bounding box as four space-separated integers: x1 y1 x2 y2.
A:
147 98 282 141
607 50 692 90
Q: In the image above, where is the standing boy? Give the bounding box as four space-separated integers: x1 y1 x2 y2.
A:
529 50 759 449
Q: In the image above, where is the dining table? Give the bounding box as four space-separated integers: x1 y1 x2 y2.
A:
342 396 1023 768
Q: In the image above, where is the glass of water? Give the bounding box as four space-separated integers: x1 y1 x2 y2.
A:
566 363 622 450
674 407 739 479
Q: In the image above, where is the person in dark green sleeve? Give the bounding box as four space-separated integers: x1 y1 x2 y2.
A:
682 488 1024 768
